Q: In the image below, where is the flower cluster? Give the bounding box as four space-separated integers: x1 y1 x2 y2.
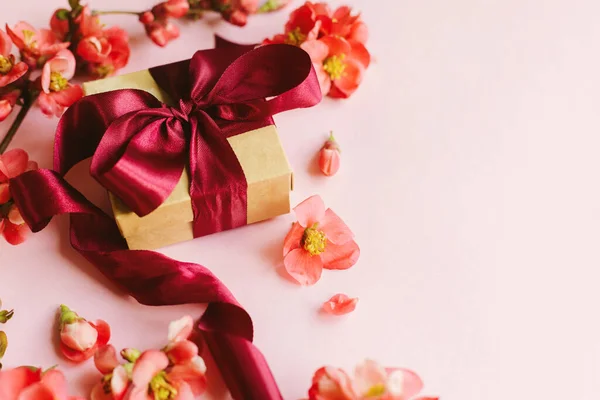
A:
309 359 437 400
265 1 371 98
90 316 206 400
283 195 360 285
0 149 37 245
0 367 84 400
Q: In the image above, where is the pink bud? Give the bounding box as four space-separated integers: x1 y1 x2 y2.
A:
318 133 341 176
61 320 99 351
139 11 155 24
164 0 190 18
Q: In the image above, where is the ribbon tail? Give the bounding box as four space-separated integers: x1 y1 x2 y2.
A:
9 170 283 400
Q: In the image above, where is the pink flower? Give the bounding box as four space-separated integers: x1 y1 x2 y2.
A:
0 30 28 89
0 367 85 400
58 304 111 363
309 360 437 400
301 36 370 98
322 294 358 316
309 367 357 400
353 360 430 400
283 195 360 285
264 3 321 45
319 132 341 176
0 148 37 245
50 9 71 41
38 49 83 118
5 22 69 68
0 89 21 122
91 316 207 400
75 7 130 77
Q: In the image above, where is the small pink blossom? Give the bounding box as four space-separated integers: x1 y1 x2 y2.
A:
0 367 85 400
0 29 28 89
322 294 358 316
58 305 111 363
5 22 69 68
38 49 83 118
283 195 360 285
319 132 341 176
308 360 437 400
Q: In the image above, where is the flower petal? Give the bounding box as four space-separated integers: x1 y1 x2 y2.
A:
322 294 358 315
166 340 198 364
284 248 323 285
3 220 30 245
354 359 388 396
131 350 169 386
168 315 194 343
52 84 84 107
301 39 329 63
90 383 113 400
321 240 360 270
15 383 55 400
174 382 195 400
314 64 332 97
41 61 51 93
294 195 326 227
349 40 370 68
8 205 24 225
0 99 13 122
111 365 130 398
94 345 119 374
0 61 28 87
320 35 352 57
0 148 29 179
93 319 111 347
320 209 354 244
309 367 356 400
48 49 76 80
0 367 41 400
40 369 68 399
168 356 207 396
0 30 12 56
0 183 10 203
283 222 304 257
386 368 425 399
61 321 98 352
349 21 369 44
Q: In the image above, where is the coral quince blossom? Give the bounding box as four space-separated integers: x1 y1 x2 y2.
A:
302 36 370 98
91 315 207 400
76 7 131 78
0 29 28 89
283 195 359 285
264 3 321 46
58 304 111 363
322 294 358 316
0 148 38 245
0 366 85 400
309 360 437 400
38 49 83 118
5 22 69 68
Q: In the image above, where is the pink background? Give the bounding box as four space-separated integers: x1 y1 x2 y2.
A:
2 0 600 398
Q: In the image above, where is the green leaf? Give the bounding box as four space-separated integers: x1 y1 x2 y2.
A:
56 9 70 20
68 0 80 10
0 331 7 359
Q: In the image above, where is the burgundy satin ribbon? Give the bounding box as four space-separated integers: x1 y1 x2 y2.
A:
8 40 322 399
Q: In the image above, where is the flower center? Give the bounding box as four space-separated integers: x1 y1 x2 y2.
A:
364 383 387 397
303 225 327 256
323 54 347 81
0 55 13 74
286 27 306 46
22 30 37 49
95 64 114 79
150 372 177 400
49 72 68 92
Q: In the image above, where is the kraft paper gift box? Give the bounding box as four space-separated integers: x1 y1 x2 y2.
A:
83 69 294 250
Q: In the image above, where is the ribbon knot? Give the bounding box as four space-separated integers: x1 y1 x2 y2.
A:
170 98 195 122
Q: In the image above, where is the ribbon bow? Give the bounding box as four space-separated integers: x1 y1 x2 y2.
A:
55 43 321 237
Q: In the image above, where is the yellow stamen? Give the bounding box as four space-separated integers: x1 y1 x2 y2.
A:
364 383 387 397
150 372 177 400
286 27 306 46
22 30 37 48
303 225 327 256
49 71 68 92
0 55 13 74
95 64 114 79
323 54 347 81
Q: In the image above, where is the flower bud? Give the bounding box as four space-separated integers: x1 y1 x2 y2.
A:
318 132 341 176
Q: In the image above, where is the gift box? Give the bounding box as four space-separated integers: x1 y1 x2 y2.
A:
78 43 319 250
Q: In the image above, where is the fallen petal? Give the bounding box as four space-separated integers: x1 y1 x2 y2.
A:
322 294 358 315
